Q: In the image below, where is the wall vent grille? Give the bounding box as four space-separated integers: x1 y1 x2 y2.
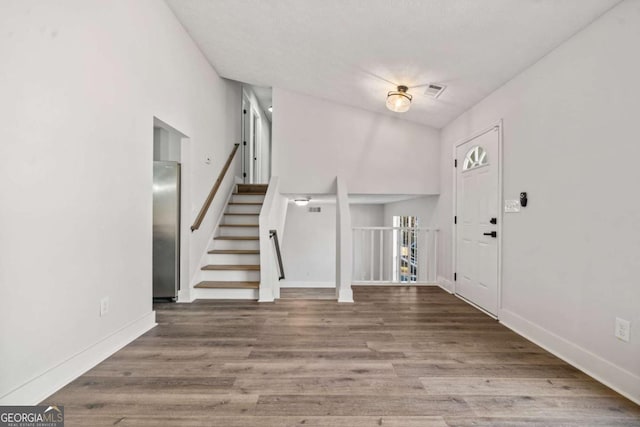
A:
308 207 321 213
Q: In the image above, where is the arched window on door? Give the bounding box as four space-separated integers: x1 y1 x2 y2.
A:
463 145 488 171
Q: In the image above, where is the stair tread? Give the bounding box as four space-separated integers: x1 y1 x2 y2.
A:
233 192 267 196
195 281 259 289
202 264 260 271
237 184 268 195
214 236 259 240
228 202 263 205
220 224 259 227
224 213 259 216
208 250 260 254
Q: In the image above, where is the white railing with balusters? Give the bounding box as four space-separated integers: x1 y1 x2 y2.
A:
352 227 439 284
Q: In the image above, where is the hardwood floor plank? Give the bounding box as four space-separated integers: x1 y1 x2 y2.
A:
393 362 581 378
247 350 406 360
52 393 258 416
221 361 398 378
420 377 620 397
462 395 640 418
233 377 426 395
255 394 473 416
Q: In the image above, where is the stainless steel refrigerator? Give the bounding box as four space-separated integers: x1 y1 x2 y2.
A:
153 161 180 300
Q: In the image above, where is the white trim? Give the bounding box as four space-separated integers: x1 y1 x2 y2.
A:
352 281 438 287
500 309 640 405
337 287 354 303
455 293 498 320
0 311 156 405
452 119 503 318
279 281 335 288
437 276 454 293
192 288 258 300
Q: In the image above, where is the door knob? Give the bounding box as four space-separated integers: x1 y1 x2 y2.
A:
483 231 497 238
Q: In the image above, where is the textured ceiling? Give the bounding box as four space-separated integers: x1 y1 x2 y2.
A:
166 0 620 128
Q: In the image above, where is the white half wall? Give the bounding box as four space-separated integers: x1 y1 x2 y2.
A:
0 0 240 403
272 88 440 194
437 0 640 402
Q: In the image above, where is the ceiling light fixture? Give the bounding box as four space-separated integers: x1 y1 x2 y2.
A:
268 105 273 113
294 198 309 206
386 85 412 113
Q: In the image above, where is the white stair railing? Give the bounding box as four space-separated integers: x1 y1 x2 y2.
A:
352 227 439 284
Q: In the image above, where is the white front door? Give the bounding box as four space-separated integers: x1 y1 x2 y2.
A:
455 126 500 316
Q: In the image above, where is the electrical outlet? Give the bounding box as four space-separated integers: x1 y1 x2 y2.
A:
615 317 630 342
100 297 110 317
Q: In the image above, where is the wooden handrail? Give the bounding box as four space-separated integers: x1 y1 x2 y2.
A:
190 143 240 232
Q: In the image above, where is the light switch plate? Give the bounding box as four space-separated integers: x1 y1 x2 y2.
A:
505 200 521 213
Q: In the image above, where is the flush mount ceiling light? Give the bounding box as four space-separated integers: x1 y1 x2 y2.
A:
386 85 412 113
268 105 273 113
294 198 310 206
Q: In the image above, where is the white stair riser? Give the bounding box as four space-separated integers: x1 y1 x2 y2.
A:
232 194 265 203
200 270 260 281
219 227 259 237
206 254 260 264
227 204 262 214
213 239 260 250
194 288 258 300
224 215 259 225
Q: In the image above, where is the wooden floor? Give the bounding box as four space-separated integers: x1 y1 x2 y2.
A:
45 287 640 426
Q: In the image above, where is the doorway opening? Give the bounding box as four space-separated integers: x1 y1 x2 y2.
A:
152 118 189 302
241 85 272 184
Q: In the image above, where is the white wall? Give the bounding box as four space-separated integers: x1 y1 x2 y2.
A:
351 204 385 227
0 0 240 403
272 88 441 194
153 126 182 162
383 196 439 227
437 0 640 402
281 202 336 286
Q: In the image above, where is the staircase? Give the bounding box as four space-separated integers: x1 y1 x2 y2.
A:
194 183 268 298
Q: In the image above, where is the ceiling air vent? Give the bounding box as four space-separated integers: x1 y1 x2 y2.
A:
308 207 321 213
424 83 446 99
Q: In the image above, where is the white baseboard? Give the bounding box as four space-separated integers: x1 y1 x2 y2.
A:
338 287 354 303
279 281 335 288
177 288 194 303
437 276 454 293
352 282 438 287
192 288 258 300
0 311 156 405
500 308 640 405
